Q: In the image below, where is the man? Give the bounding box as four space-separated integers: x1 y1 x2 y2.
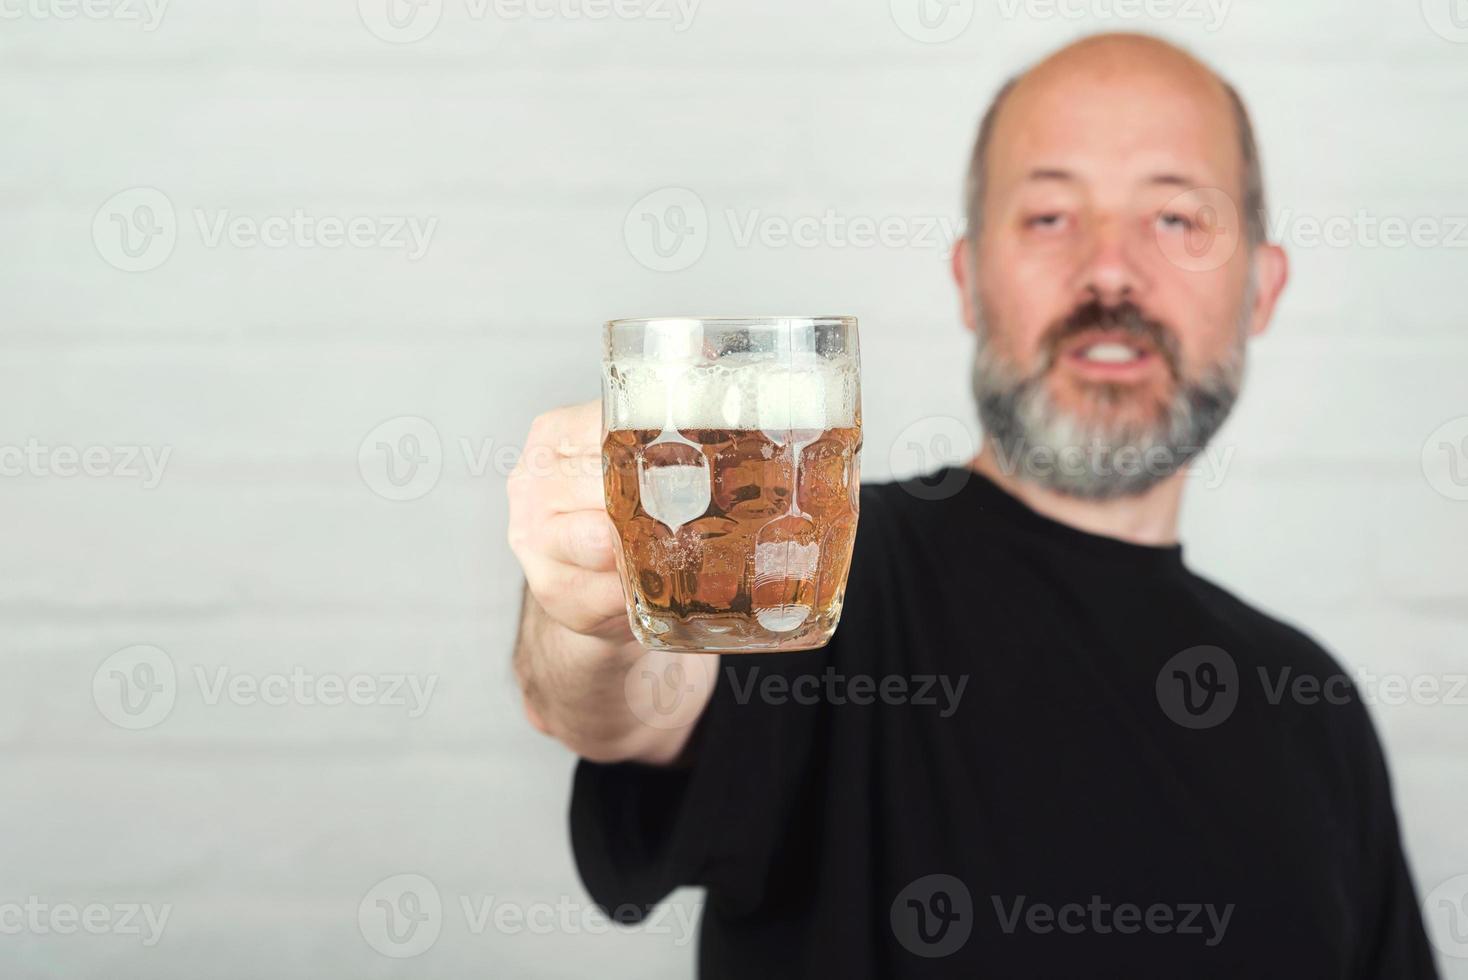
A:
507 33 1438 978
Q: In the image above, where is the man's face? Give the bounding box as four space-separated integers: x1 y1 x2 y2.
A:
960 45 1283 499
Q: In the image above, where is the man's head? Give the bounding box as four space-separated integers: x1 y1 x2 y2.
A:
952 33 1288 499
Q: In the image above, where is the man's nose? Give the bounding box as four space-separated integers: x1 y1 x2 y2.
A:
1076 217 1150 307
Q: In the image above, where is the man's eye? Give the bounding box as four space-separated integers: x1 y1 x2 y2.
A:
1157 211 1195 232
1025 213 1067 230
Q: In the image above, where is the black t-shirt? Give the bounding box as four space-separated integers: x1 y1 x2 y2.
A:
571 468 1438 978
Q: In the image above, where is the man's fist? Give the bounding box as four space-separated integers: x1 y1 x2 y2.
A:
506 401 632 642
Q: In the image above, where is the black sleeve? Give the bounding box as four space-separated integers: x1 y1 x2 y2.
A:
570 486 892 923
570 644 832 920
1351 705 1440 979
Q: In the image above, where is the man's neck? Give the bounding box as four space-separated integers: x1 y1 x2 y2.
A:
969 447 1185 547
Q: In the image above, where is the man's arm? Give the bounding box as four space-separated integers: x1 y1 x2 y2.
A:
507 400 714 765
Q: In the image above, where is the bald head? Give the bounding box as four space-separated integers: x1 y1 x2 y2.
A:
964 33 1265 247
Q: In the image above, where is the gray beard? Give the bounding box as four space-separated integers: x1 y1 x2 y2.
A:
970 311 1246 501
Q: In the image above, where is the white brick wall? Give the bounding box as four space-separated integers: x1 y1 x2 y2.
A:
3 0 1464 975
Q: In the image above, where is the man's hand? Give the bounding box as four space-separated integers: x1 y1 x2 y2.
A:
507 401 715 765
507 401 628 642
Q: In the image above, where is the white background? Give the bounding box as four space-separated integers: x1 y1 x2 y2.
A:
2 0 1465 976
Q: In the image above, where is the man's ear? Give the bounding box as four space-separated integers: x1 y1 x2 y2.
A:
952 235 981 335
1245 242 1289 337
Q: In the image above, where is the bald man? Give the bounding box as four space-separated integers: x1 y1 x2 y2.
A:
508 33 1438 978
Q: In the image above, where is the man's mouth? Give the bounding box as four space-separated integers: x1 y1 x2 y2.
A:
1058 330 1166 381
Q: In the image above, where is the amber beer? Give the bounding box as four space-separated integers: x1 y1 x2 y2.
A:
602 317 861 653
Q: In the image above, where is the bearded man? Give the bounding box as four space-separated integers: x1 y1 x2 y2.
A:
507 32 1439 979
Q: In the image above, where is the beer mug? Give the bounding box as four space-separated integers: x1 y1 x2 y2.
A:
602 316 862 653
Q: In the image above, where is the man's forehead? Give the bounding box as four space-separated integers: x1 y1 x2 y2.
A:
987 40 1242 191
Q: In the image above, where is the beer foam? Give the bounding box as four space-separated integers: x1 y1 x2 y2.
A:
607 354 858 432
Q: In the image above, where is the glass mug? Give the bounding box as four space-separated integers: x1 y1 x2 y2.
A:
602 316 862 653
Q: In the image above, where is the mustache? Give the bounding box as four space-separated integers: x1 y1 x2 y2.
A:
1038 300 1182 378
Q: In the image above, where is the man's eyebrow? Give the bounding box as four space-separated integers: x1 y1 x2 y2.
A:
1020 169 1203 187
1146 172 1198 188
1025 168 1075 182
